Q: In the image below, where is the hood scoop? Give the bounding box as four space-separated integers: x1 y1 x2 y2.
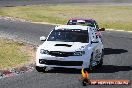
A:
55 44 72 47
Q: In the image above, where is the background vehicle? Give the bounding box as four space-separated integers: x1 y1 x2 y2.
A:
67 18 105 41
36 25 104 72
67 18 99 29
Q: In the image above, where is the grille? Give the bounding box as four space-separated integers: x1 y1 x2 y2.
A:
49 51 74 57
39 59 83 66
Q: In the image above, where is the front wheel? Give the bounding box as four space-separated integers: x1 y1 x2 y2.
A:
85 54 94 72
89 57 94 72
98 58 103 68
97 51 104 68
36 66 46 72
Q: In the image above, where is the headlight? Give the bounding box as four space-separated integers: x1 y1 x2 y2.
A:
73 51 85 56
40 49 49 54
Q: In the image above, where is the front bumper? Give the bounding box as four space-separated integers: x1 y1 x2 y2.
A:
36 54 89 69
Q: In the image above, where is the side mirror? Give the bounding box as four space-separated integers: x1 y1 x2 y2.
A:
99 28 105 31
40 36 46 41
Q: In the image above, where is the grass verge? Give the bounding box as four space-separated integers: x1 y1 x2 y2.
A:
0 4 132 31
0 38 35 70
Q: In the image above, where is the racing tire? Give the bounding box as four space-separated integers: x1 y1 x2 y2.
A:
89 53 94 72
98 58 103 68
85 53 94 72
36 66 46 72
97 50 104 68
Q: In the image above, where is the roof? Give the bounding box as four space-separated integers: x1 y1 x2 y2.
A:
55 25 89 30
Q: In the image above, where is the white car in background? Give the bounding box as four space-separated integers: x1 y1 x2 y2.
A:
36 25 104 72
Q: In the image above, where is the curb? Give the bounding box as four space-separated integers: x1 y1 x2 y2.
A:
0 16 30 23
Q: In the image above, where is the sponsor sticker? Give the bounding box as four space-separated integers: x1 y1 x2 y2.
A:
80 68 131 86
90 80 130 85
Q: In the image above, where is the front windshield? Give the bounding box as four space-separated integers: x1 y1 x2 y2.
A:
47 29 89 43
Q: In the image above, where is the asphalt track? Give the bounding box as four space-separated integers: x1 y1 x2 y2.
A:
0 18 132 88
0 0 132 6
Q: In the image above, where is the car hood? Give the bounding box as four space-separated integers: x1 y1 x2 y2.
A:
39 41 89 52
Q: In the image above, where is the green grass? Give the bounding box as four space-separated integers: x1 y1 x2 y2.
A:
0 4 132 31
0 39 32 69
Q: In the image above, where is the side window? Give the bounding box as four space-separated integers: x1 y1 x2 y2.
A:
68 20 77 25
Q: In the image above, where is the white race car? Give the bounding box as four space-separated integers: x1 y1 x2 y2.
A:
36 25 104 72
